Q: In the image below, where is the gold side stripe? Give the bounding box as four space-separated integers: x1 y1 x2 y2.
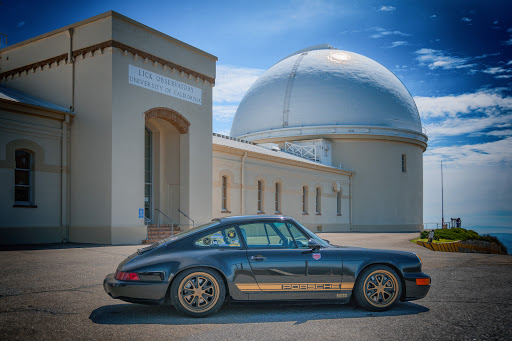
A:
236 282 354 292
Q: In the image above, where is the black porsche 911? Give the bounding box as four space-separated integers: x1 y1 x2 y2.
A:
104 215 431 317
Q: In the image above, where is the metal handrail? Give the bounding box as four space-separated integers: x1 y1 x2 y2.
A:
178 208 194 228
154 208 178 236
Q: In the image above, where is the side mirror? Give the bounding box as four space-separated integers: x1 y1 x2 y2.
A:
308 238 321 251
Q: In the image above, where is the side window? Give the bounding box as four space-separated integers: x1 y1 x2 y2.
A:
286 223 310 248
195 226 240 247
239 222 295 249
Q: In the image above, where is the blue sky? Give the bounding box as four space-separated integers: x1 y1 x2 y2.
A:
1 0 511 228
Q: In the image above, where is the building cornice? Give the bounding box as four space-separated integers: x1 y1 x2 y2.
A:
238 124 428 151
213 143 353 176
0 40 215 85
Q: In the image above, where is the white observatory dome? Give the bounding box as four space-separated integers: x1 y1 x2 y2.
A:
230 45 426 143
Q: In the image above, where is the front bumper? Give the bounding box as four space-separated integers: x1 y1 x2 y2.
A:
103 273 169 304
402 272 431 301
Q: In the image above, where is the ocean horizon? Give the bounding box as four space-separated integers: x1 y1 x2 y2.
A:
459 226 511 255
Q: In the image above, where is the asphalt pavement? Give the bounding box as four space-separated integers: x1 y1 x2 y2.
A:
0 233 511 340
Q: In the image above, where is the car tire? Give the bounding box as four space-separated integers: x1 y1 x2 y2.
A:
170 267 226 317
353 265 402 312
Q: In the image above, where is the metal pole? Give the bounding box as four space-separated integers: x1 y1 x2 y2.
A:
441 161 444 229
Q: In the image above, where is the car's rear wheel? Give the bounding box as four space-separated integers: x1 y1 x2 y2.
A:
353 265 402 311
170 268 225 317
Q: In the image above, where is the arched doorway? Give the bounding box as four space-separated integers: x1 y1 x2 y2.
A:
144 108 190 225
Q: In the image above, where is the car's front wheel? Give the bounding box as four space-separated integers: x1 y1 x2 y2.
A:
353 265 402 311
170 268 225 317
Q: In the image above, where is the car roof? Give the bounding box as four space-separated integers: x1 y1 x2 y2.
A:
212 215 294 224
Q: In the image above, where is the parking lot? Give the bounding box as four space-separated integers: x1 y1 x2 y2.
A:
1 233 511 340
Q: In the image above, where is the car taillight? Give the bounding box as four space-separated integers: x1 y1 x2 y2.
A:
115 270 140 281
416 278 430 286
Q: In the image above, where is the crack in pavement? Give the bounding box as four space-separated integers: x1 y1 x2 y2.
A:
0 284 101 298
0 307 79 315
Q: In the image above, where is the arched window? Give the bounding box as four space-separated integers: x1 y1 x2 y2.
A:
221 176 228 211
337 190 342 216
302 186 308 214
316 187 321 215
275 182 281 214
257 180 264 213
15 150 32 204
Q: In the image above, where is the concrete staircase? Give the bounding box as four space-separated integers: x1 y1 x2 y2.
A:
143 224 180 244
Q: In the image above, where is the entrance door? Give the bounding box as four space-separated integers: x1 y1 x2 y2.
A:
144 128 153 223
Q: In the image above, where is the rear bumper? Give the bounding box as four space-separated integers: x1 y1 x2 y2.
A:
103 273 168 303
402 272 431 301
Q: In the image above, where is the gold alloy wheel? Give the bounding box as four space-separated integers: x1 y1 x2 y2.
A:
363 269 399 308
177 272 220 313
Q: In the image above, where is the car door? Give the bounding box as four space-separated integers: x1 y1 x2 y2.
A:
239 220 343 300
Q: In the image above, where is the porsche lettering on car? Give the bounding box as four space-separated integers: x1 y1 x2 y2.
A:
103 215 431 317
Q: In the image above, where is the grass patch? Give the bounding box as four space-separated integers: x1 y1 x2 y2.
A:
415 228 508 254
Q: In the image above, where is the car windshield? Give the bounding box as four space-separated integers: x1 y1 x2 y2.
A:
156 221 221 246
294 220 331 248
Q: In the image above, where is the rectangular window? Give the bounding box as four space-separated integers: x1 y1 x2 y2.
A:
302 186 308 214
257 181 263 212
316 187 321 215
275 183 280 213
15 150 31 203
402 154 407 173
221 176 228 211
337 190 342 216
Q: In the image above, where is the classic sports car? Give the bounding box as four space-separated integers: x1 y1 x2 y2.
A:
104 215 430 317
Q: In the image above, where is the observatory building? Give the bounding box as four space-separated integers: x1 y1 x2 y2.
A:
0 12 427 245
216 45 428 233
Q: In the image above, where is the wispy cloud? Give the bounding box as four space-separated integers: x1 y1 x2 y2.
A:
414 90 512 137
483 66 512 75
378 5 396 12
389 41 408 48
370 27 410 39
424 137 512 167
505 28 512 45
415 48 475 70
430 14 437 18
461 17 472 23
415 90 512 119
16 21 25 28
213 65 265 103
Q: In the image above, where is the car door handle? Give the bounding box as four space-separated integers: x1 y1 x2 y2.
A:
250 255 266 261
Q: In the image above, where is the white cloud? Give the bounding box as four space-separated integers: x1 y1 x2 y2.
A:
212 104 238 121
370 27 410 39
390 41 408 48
496 75 512 79
507 60 512 65
487 129 512 136
415 48 475 70
414 90 512 137
16 21 25 28
430 14 437 18
483 66 511 74
505 28 512 45
424 137 512 167
378 5 396 12
213 65 265 103
461 17 472 22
